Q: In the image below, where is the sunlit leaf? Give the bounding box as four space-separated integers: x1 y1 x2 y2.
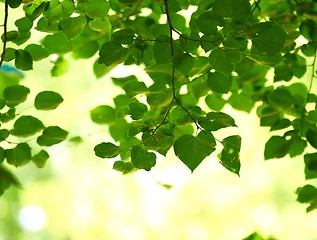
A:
198 112 237 131
90 105 116 124
220 135 241 175
32 150 50 168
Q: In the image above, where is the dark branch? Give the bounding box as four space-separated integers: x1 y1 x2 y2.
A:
0 0 9 68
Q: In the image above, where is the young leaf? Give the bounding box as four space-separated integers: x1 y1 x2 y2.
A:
3 85 30 107
113 161 135 174
90 105 116 124
6 143 32 167
131 145 156 171
11 115 45 137
173 132 216 172
198 112 237 131
77 0 110 19
34 91 64 110
32 150 50 168
41 33 72 54
37 126 69 146
25 44 49 61
15 17 33 32
220 135 241 175
51 57 69 77
94 142 120 158
44 0 75 23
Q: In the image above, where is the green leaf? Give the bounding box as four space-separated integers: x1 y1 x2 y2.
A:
112 29 135 45
195 11 224 35
307 129 317 149
41 33 72 54
142 130 174 156
212 0 251 24
131 145 156 171
209 49 235 75
264 136 289 159
11 115 45 137
89 18 112 34
60 15 87 39
15 50 33 71
44 0 75 23
98 41 130 66
6 143 32 167
0 147 4 163
123 81 147 98
34 91 64 110
268 88 292 108
113 161 135 174
174 53 194 75
296 185 317 212
77 0 110 19
0 165 21 196
15 17 33 32
207 72 232 93
220 135 241 175
288 137 307 157
94 142 120 158
198 112 237 131
247 22 287 55
51 57 69 77
3 85 30 107
37 126 69 146
304 153 317 173
0 129 10 141
25 44 49 61
129 101 148 120
205 94 226 111
8 0 22 8
32 150 50 168
90 105 116 124
173 132 216 172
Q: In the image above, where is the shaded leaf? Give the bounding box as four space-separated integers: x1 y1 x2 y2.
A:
6 143 32 167
98 41 130 66
264 136 289 159
198 112 237 131
220 135 241 175
15 50 33 71
113 161 135 174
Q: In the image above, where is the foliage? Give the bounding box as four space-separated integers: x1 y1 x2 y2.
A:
1 0 317 213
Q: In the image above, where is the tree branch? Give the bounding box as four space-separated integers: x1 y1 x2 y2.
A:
0 0 9 68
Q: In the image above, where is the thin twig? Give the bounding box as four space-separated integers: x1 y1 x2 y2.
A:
0 0 9 68
247 0 262 22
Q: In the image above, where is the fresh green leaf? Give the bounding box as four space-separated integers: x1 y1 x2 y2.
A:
131 145 156 171
11 115 45 137
207 72 232 93
25 44 49 61
113 161 135 174
41 33 72 54
37 126 69 146
32 150 50 168
77 0 110 19
34 91 64 110
15 50 33 71
199 112 237 131
6 143 32 167
90 105 116 124
220 135 241 175
264 136 289 159
3 85 30 107
94 142 120 158
98 41 130 66
173 132 216 172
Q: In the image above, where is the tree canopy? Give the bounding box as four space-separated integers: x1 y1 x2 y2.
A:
1 0 317 214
